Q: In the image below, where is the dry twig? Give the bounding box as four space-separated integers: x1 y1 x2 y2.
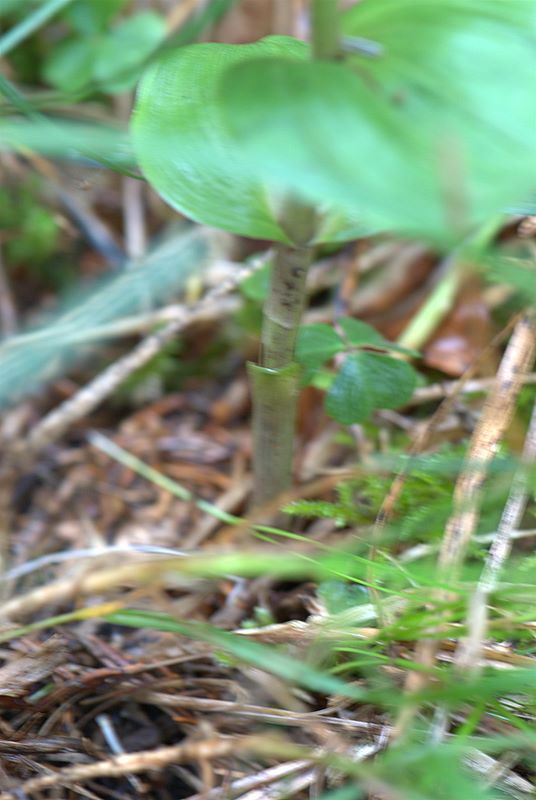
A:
397 313 536 734
0 734 269 799
20 261 259 455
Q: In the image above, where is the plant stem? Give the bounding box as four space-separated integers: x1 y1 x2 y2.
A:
249 362 302 507
261 243 312 369
249 0 341 508
250 201 316 508
311 0 341 61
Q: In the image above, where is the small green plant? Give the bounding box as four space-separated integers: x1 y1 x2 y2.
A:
0 178 59 268
42 0 165 96
296 318 418 425
132 0 535 508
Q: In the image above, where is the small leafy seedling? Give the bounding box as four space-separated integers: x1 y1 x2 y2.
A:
296 319 418 425
43 0 165 95
132 0 535 508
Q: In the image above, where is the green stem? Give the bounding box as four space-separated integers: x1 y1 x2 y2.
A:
249 362 302 507
250 202 316 509
261 243 312 369
249 1 342 509
311 0 341 61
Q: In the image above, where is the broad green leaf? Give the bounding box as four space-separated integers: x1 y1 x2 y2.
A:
132 37 368 244
326 352 417 425
219 3 536 245
295 323 344 369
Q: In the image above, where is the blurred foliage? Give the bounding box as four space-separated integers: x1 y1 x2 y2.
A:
42 6 165 94
0 177 59 267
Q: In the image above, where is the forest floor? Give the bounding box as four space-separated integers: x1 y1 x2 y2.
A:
1 2 536 799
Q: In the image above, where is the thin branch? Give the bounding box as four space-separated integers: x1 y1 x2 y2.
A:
20 261 259 456
455 384 536 671
0 243 17 335
395 312 536 736
0 735 268 799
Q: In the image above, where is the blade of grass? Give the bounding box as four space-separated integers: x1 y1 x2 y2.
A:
0 0 76 58
0 599 126 644
0 74 41 119
106 608 366 700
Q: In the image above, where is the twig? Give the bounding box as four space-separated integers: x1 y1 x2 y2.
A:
454 386 536 668
96 714 143 793
135 690 382 733
1 543 189 583
0 735 267 799
0 243 17 335
27 152 125 268
20 261 259 455
400 528 536 564
466 750 534 799
438 314 536 577
2 290 239 345
407 373 536 406
396 313 536 735
368 313 522 624
58 187 125 268
116 93 147 262
186 761 311 800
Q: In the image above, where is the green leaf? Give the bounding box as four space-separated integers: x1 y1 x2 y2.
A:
219 3 536 245
326 352 417 425
339 317 419 357
372 741 497 800
484 257 536 305
44 12 165 94
132 36 368 244
94 12 165 93
65 0 127 35
239 262 270 302
295 323 344 369
43 36 95 92
317 580 369 614
339 318 390 348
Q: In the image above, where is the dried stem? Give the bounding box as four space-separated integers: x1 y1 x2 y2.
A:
456 350 536 671
395 312 536 737
0 735 268 799
21 262 258 456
